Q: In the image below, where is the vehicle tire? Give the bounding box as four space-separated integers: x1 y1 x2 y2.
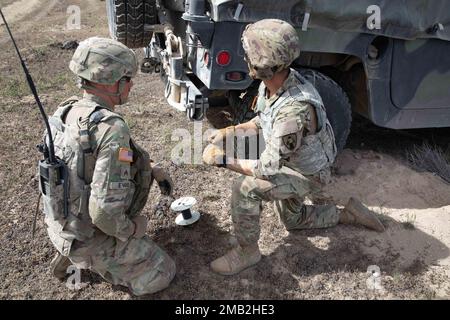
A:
228 80 261 125
297 68 352 152
106 0 157 49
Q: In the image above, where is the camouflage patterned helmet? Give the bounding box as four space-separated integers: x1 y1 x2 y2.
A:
241 19 300 80
69 37 138 85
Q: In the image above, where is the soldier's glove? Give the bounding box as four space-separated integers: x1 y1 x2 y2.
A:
132 215 148 239
203 144 226 167
152 164 174 196
207 126 235 145
153 196 174 219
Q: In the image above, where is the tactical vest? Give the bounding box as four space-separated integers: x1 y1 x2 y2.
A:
42 97 153 256
256 70 337 175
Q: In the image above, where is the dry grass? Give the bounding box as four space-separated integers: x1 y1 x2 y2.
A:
0 0 17 7
407 143 450 183
402 213 417 230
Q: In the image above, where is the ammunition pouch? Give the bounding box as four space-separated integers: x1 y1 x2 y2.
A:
39 159 69 221
127 139 153 217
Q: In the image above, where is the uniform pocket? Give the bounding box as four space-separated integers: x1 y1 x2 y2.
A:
41 181 65 221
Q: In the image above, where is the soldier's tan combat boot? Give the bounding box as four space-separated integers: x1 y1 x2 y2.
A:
339 197 385 232
210 245 261 276
50 252 71 281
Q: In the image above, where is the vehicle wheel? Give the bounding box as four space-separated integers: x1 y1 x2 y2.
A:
228 80 260 125
106 0 157 48
296 68 352 152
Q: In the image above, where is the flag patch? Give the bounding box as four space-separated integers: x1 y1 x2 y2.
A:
118 148 133 163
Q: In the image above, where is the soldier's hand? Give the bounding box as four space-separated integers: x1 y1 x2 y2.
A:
203 144 226 166
132 215 148 238
152 164 174 196
207 126 235 145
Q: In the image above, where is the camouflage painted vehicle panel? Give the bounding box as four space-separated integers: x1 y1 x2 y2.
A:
210 0 450 41
203 0 450 129
109 0 450 129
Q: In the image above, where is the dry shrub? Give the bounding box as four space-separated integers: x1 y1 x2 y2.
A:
407 143 450 183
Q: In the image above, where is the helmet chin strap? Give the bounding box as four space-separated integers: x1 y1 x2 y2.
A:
78 78 128 105
248 66 258 80
116 77 129 105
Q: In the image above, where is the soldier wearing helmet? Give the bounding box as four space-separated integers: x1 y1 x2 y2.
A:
44 37 175 295
203 19 384 275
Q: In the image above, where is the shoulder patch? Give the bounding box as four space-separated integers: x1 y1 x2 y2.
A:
118 148 133 163
282 134 298 151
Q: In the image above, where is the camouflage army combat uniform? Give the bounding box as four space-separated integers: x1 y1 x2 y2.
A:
232 68 339 248
207 19 384 275
203 19 340 275
41 37 175 295
229 19 339 249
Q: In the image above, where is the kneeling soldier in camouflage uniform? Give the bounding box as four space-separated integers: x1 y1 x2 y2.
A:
203 19 384 276
42 37 175 295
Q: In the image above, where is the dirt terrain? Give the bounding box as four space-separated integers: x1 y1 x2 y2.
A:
0 0 449 300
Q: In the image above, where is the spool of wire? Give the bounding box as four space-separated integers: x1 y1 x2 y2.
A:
170 197 200 226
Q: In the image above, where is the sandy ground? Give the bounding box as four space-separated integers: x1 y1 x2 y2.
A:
0 0 449 300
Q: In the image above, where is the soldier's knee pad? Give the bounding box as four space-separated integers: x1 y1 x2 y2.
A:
131 256 176 296
151 255 176 292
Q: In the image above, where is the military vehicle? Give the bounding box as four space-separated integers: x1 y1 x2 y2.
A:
107 0 450 150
